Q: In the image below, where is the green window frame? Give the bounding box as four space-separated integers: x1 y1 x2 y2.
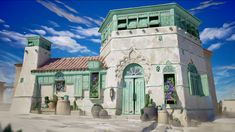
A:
187 64 204 96
117 19 127 30
89 72 100 99
55 72 65 92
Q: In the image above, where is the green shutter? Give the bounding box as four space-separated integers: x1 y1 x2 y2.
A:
38 77 43 84
75 76 83 96
188 72 193 95
201 74 210 96
82 75 89 90
128 18 137 29
101 74 106 89
138 17 148 28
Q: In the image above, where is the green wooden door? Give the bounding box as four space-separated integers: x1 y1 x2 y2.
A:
134 78 145 114
122 63 145 115
122 79 134 114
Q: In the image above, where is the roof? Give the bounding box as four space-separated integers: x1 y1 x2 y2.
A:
99 3 201 33
32 56 106 72
203 48 213 57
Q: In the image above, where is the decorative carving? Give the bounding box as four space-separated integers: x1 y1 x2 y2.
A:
115 47 151 83
163 60 175 73
156 66 160 72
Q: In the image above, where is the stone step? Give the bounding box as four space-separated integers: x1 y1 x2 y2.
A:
0 103 11 111
111 115 141 120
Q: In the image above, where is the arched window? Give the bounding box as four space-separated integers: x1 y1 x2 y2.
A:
187 64 204 96
123 63 144 77
55 72 65 92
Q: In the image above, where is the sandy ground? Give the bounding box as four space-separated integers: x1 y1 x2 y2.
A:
0 111 235 132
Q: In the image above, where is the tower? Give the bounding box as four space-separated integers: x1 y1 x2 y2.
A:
98 3 216 125
11 36 52 114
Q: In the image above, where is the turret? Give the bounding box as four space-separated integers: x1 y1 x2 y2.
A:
11 36 52 114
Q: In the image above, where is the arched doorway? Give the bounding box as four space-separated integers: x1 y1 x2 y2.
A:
122 63 145 115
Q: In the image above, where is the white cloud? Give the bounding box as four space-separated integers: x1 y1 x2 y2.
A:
207 43 222 51
190 0 225 14
3 24 10 28
46 36 97 54
41 26 83 39
200 22 235 43
90 38 101 43
29 26 98 54
0 18 5 23
213 64 235 101
218 64 235 70
30 29 46 36
55 0 78 14
37 0 92 26
76 26 100 37
48 20 60 27
85 16 103 26
227 34 235 41
0 30 27 45
0 37 11 42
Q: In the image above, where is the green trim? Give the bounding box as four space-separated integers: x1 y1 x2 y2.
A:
187 63 204 96
27 36 52 51
99 3 200 36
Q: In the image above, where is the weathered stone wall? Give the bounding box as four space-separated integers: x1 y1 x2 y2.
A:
11 46 50 114
13 64 22 96
100 26 215 125
222 100 235 117
100 26 185 114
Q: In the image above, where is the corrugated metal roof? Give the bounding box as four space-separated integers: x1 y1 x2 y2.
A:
32 56 106 72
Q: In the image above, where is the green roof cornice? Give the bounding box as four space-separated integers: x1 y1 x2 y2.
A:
98 3 201 33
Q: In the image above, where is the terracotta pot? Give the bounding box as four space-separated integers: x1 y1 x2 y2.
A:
56 100 71 115
99 109 108 119
91 104 103 118
48 102 56 109
143 106 158 121
158 110 169 124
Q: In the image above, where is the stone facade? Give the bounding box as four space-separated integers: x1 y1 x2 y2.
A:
11 3 217 126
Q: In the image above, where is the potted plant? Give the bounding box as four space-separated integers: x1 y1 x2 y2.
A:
44 96 50 108
48 95 58 109
140 94 157 121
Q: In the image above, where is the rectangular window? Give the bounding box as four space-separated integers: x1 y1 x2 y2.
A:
164 74 177 104
90 72 99 98
55 81 65 92
138 17 148 28
117 19 127 30
20 78 24 83
127 18 137 29
149 16 160 27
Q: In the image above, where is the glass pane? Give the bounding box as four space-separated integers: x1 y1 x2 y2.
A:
56 81 65 92
90 73 99 98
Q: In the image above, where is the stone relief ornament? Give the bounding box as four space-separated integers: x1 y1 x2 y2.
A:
115 47 151 84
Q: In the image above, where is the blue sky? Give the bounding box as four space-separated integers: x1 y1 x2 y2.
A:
0 0 234 101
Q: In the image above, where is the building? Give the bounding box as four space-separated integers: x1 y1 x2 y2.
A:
0 81 5 103
221 99 235 117
11 3 217 126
